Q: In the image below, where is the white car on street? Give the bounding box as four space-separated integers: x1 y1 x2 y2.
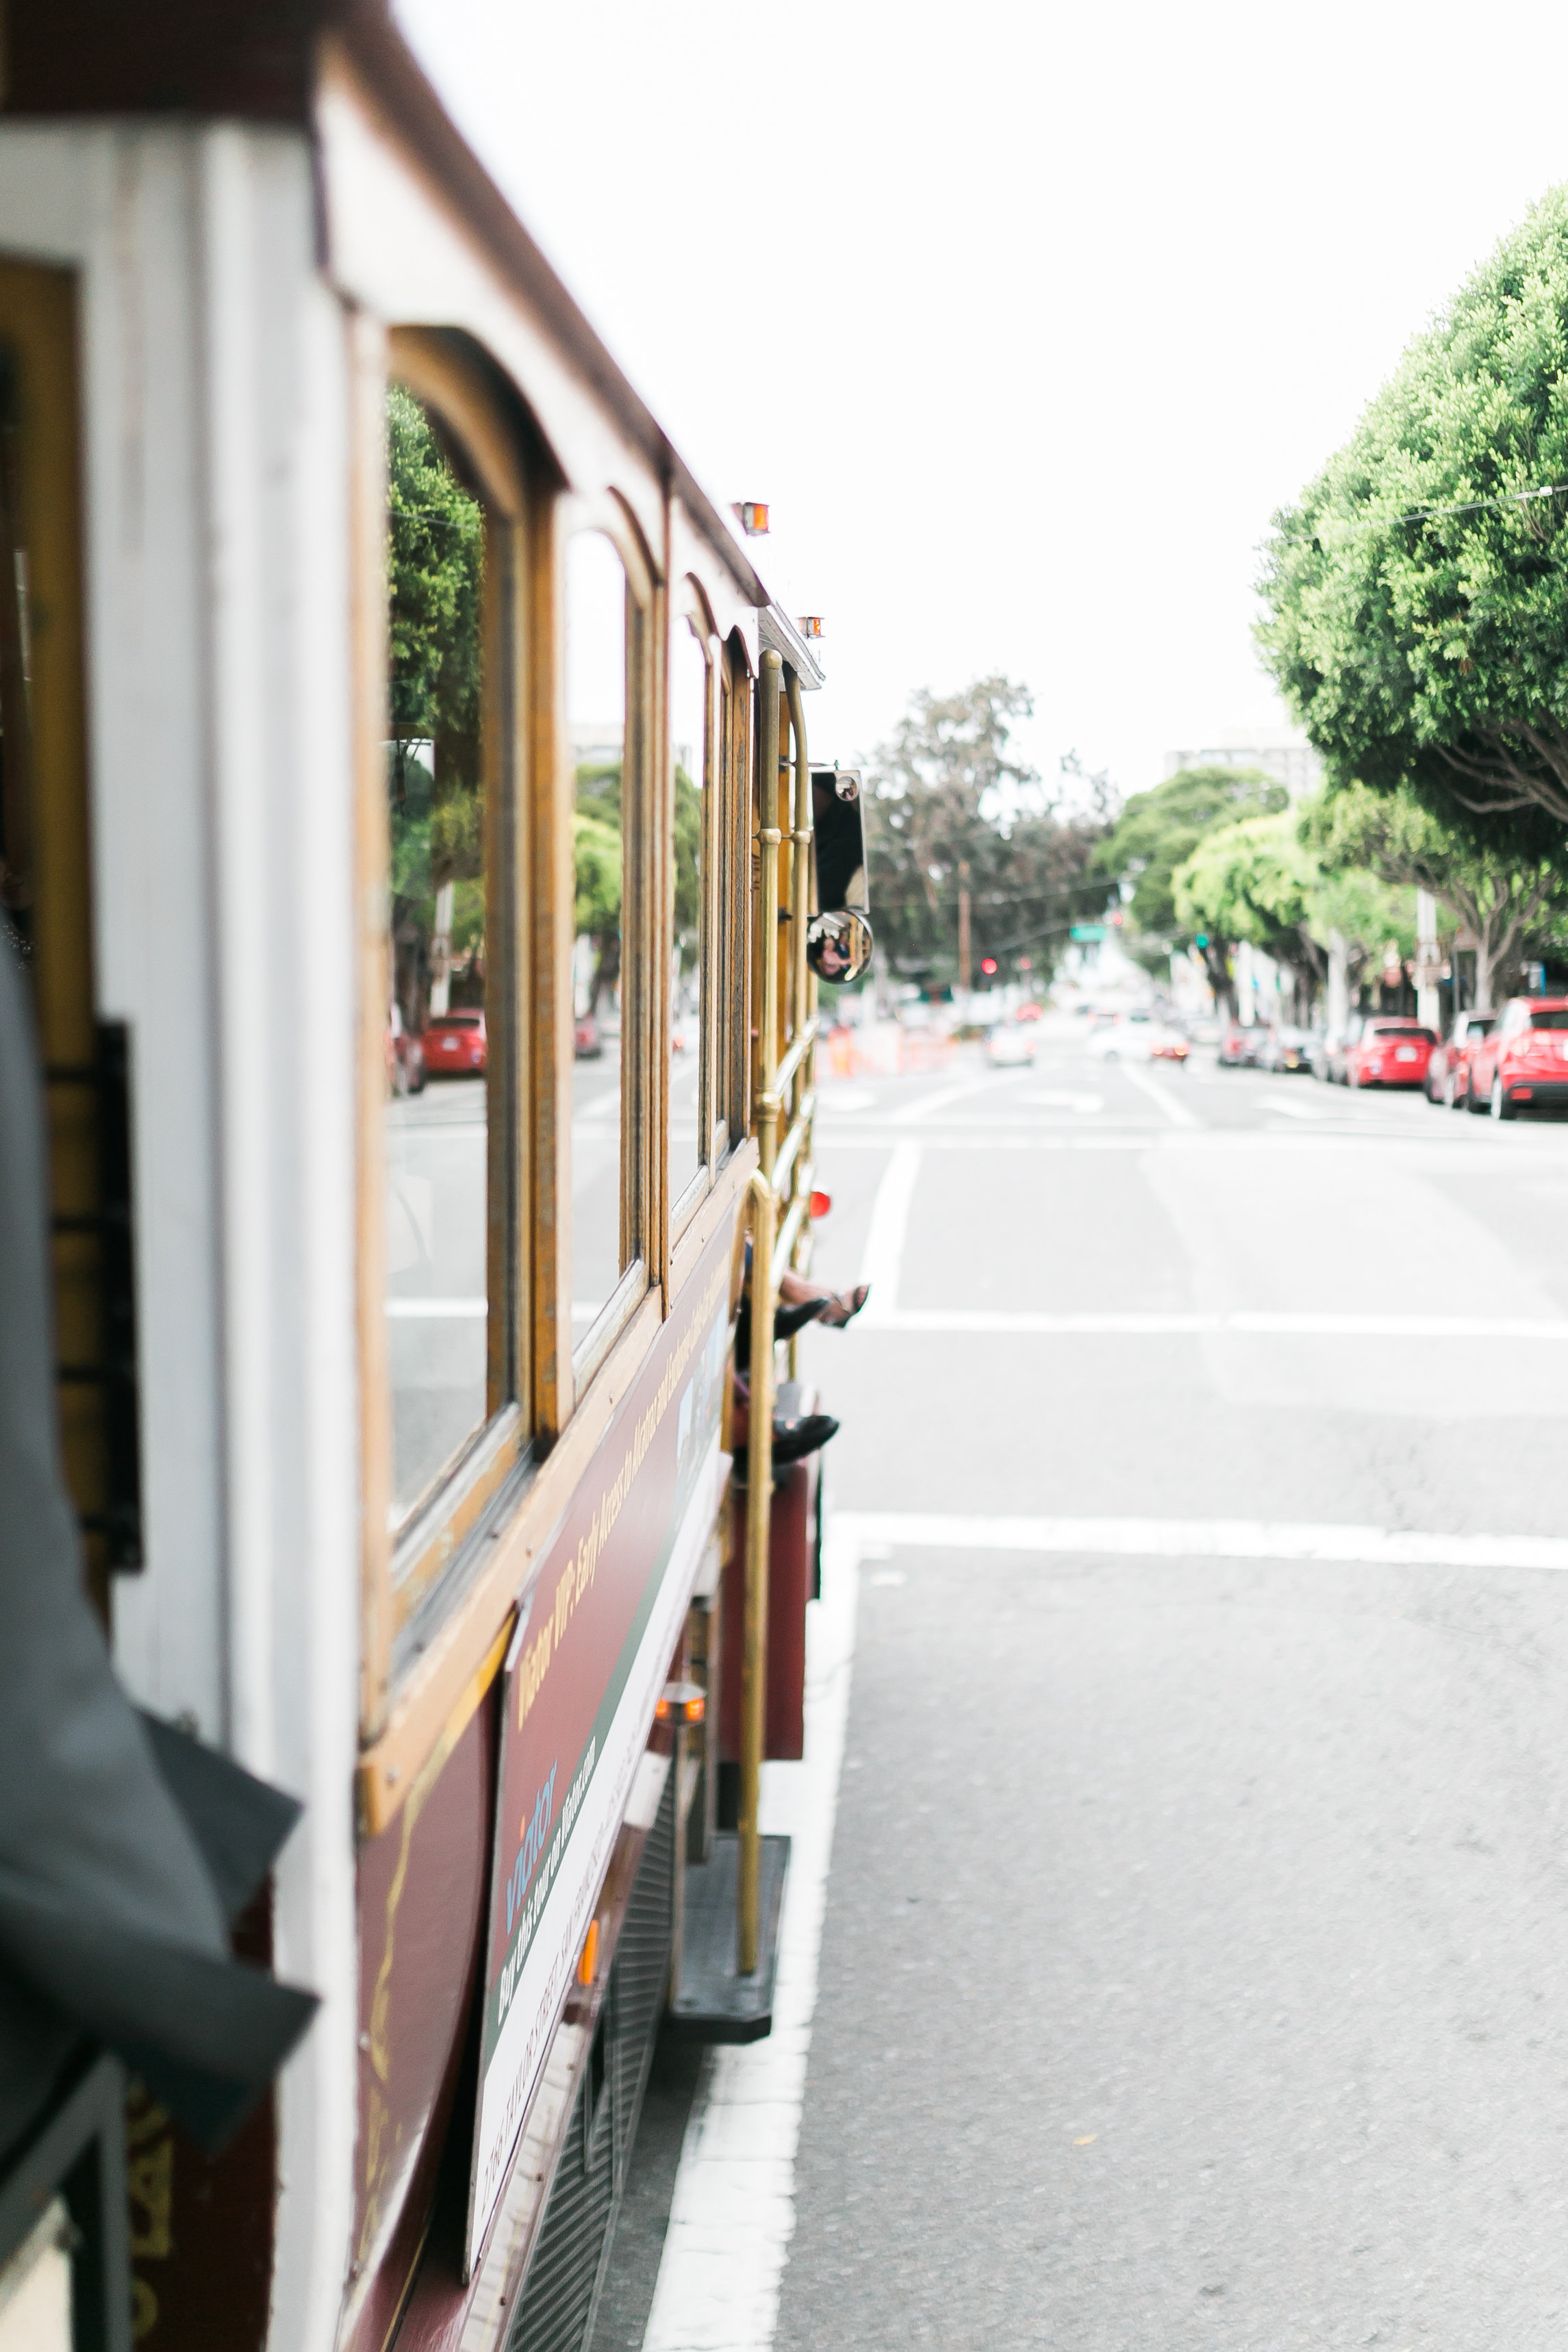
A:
1089 1021 1190 1063
985 1022 1039 1067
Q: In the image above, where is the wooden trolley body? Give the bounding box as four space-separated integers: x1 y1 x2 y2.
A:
0 8 830 2348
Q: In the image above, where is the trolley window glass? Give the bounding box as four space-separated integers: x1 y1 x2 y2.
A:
568 527 646 1384
717 633 752 1155
668 604 710 1214
366 341 533 1684
383 387 494 1526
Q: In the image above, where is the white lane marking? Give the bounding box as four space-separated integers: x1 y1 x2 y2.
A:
385 1296 486 1318
818 1130 1563 1159
856 1141 922 1322
890 1071 1024 1124
641 1489 1568 2351
850 1308 1568 1341
643 1520 863 2352
1020 1088 1104 1113
1265 1093 1345 1120
1116 1058 1202 1128
833 1510 1568 1574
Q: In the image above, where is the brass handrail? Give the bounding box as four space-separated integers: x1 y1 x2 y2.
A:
773 1014 818 1108
739 1165 775 1973
739 652 783 1975
784 670 817 1313
737 652 818 1978
770 1189 808 1291
770 1090 816 1202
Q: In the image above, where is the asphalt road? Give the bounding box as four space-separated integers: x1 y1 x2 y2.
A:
596 1025 1568 2352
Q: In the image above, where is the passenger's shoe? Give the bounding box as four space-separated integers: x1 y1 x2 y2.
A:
774 1296 829 1339
770 1412 839 1466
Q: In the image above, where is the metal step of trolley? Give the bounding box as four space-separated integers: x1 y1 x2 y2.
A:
668 1831 790 2045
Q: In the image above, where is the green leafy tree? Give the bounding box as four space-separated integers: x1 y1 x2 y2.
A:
865 678 1111 985
1258 189 1568 857
1097 765 1286 1007
570 757 700 1011
573 759 623 1011
387 387 485 1027
1301 782 1568 1010
672 764 701 958
573 811 622 939
1306 867 1417 1004
1176 807 1425 1017
1173 812 1326 1015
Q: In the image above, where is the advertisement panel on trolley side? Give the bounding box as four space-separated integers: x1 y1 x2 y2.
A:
464 1213 737 2274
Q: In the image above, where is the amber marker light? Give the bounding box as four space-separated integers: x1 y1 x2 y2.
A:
809 1189 832 1219
735 501 769 535
655 1680 706 1725
577 1921 599 1985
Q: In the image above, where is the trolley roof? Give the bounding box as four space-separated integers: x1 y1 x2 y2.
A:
6 0 780 620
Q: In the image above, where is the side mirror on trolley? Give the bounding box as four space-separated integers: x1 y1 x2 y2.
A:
810 766 869 919
807 906 874 985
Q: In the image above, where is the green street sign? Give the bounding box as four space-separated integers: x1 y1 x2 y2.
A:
1070 923 1107 942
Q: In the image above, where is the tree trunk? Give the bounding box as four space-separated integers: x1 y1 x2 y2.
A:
1474 920 1498 1015
1415 889 1441 1033
1203 941 1237 1020
1325 931 1349 1033
591 928 622 1014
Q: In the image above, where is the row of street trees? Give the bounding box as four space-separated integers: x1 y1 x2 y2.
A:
1245 188 1568 1010
1098 760 1568 1020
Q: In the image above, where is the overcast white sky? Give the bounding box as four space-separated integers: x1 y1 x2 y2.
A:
395 0 1568 809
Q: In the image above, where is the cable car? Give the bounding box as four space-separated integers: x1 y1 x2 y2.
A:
0 7 869 2347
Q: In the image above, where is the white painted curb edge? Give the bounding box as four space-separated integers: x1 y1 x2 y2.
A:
641 1523 863 2352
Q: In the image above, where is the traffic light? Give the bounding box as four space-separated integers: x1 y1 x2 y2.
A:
980 957 998 978
1196 933 1209 949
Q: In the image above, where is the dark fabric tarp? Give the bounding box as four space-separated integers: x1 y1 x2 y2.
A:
0 942 316 2159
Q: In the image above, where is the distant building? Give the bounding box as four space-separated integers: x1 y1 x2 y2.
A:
570 718 624 769
1163 732 1323 802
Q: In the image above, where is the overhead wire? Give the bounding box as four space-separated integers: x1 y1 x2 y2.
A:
1272 481 1568 548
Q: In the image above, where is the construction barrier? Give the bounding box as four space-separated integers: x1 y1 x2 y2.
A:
820 1022 957 1080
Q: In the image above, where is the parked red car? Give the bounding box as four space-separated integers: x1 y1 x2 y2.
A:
1346 1017 1434 1088
423 1009 488 1074
1467 997 1568 1119
1426 1010 1494 1108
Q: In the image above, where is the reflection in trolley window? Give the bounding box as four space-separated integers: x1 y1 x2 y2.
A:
383 386 490 1528
568 531 628 1346
668 609 708 1210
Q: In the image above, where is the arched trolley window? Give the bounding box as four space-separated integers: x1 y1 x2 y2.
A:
364 336 532 1698
564 507 655 1398
667 583 724 1227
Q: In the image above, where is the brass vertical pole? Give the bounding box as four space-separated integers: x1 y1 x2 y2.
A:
740 653 783 1975
740 1166 775 1975
755 653 783 1188
785 672 813 1379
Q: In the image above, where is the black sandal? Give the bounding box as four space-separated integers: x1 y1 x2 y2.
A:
770 1411 839 1467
